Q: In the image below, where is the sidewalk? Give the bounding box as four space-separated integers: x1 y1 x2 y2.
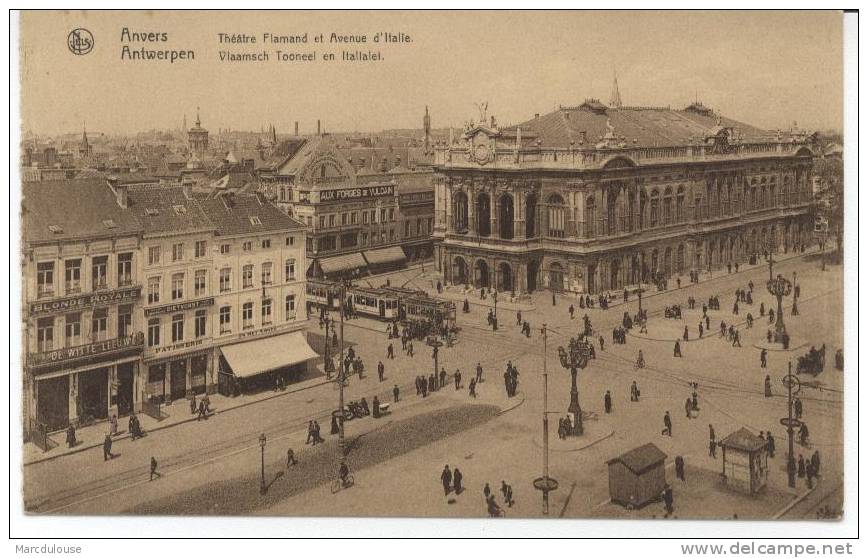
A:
24 373 330 467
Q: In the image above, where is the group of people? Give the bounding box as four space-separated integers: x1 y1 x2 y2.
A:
305 420 325 445
664 304 683 319
796 450 822 488
482 481 514 517
189 393 212 421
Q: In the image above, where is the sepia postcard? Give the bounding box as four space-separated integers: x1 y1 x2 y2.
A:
11 8 854 536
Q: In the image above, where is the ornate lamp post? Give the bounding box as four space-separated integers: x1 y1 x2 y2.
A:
557 337 593 436
766 274 793 343
427 335 442 379
323 314 333 379
258 433 267 495
492 290 498 330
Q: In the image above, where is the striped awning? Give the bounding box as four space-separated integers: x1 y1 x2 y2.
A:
319 252 367 274
364 246 407 265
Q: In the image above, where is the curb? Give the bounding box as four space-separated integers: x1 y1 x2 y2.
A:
24 378 332 467
772 485 818 520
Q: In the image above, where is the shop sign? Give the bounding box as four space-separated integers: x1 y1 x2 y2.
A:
399 191 434 205
319 184 394 202
30 286 141 315
28 332 144 369
145 297 214 317
238 325 278 340
153 338 205 355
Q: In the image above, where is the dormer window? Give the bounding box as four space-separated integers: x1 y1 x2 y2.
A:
249 216 262 226
173 205 187 215
48 224 63 234
103 219 117 229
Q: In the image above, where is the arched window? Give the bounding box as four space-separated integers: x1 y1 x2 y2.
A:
663 187 673 224
453 192 469 233
584 195 596 237
476 193 491 237
498 194 515 239
650 189 660 227
676 187 685 222
547 194 566 238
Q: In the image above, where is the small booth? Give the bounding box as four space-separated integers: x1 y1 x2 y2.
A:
363 246 408 274
606 443 668 508
719 427 768 494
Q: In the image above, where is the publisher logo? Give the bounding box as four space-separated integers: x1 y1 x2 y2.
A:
67 28 94 55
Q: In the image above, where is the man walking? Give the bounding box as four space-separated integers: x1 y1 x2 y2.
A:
662 411 672 436
440 465 452 496
453 467 463 494
387 343 395 359
476 362 483 383
674 340 682 357
286 448 298 467
393 384 400 403
709 424 717 458
604 390 612 414
767 431 776 458
630 380 640 402
760 348 768 368
103 433 114 461
150 456 161 481
675 455 685 481
454 369 462 390
378 361 385 382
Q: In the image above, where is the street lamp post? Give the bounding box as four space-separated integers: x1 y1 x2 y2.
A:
791 271 799 316
533 323 559 515
781 365 801 489
492 291 498 331
638 287 643 314
557 337 593 436
259 433 267 495
766 274 793 343
428 336 442 380
337 283 347 460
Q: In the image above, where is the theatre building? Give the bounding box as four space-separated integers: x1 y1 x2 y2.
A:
261 134 434 279
433 100 816 295
22 180 144 434
197 192 313 394
128 183 217 406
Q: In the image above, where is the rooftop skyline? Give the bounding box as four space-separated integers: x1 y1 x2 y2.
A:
19 11 844 136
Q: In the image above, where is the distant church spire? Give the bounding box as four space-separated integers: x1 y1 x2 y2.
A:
609 70 623 108
423 105 431 154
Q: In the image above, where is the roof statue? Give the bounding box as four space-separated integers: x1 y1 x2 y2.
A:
474 101 488 127
609 70 623 108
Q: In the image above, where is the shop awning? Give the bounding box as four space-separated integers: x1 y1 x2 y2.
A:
364 246 407 266
220 331 319 379
319 252 367 274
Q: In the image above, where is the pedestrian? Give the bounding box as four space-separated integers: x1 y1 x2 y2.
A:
811 450 821 476
441 465 452 496
149 456 160 481
709 424 716 444
764 375 773 397
683 326 689 342
393 384 400 403
439 367 447 389
794 397 803 419
408 341 414 357
286 448 298 467
453 467 463 494
732 330 741 347
685 397 693 419
663 411 672 436
469 378 477 398
314 421 324 444
705 314 710 331
767 431 776 458
709 437 717 459
483 482 492 501
569 304 575 319
476 362 483 383
372 396 381 418
306 421 315 444
733 301 739 315
599 335 605 351
197 399 208 421
387 343 394 359
516 310 522 326
663 485 674 515
378 361 385 382
699 323 704 338
454 369 462 390
798 454 806 478
806 462 815 489
330 414 340 435
760 348 768 369
674 340 682 357
604 390 612 414
675 455 685 481
66 424 77 448
103 433 114 461
630 380 640 402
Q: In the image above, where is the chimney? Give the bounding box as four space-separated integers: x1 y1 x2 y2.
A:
317 120 321 135
294 121 299 136
115 183 128 208
534 113 540 120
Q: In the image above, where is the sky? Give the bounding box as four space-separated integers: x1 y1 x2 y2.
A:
19 10 844 136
